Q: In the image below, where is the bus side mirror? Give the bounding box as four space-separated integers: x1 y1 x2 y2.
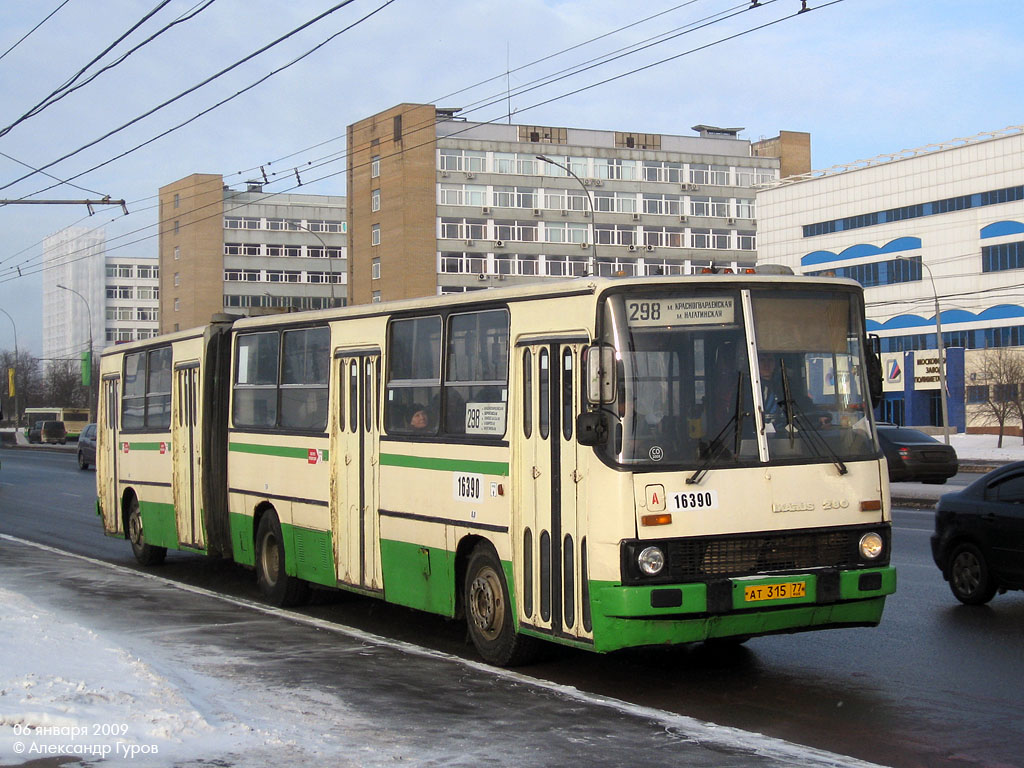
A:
585 345 616 404
576 411 607 446
866 334 883 407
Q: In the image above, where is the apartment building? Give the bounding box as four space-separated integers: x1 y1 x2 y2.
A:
346 103 809 304
42 227 160 363
158 174 347 333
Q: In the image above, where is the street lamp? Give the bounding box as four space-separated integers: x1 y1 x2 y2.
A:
536 155 598 275
0 306 19 426
56 284 95 423
893 257 950 445
289 222 338 307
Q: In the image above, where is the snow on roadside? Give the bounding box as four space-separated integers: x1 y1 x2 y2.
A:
0 587 368 767
948 432 1024 462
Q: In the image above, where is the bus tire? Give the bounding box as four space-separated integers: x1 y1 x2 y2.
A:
464 544 539 667
127 496 166 566
256 512 310 607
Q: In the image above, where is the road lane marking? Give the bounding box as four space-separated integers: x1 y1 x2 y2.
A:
0 533 889 768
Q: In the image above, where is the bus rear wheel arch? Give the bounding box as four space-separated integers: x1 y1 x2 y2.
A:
463 542 539 667
124 492 166 566
255 509 310 607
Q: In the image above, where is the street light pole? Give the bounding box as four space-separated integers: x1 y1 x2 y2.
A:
56 284 95 423
536 155 598 275
290 222 337 307
0 306 19 426
894 257 950 444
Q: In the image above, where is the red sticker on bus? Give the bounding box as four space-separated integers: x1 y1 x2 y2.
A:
160 442 167 454
122 442 129 453
308 449 319 464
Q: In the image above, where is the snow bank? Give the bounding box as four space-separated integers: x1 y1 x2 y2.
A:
949 432 1024 462
0 588 368 767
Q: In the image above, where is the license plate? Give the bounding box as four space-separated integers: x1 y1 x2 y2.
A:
744 581 807 602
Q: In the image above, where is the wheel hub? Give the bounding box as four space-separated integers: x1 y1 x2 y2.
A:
469 569 504 641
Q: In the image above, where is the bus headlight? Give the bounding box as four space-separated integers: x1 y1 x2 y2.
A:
637 546 666 576
859 532 884 560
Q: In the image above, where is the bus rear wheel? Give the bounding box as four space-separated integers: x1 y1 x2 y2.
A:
464 544 539 667
127 497 166 566
256 512 309 607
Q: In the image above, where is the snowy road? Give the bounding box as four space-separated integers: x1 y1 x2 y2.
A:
0 535 882 768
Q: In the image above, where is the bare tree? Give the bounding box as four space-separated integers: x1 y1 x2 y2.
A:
45 359 89 410
969 347 1024 447
0 348 43 425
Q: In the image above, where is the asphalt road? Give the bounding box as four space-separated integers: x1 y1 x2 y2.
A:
3 448 1023 768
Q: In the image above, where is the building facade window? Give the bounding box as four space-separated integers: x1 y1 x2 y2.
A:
371 189 380 212
371 155 380 178
372 257 381 280
982 240 1024 273
371 224 381 246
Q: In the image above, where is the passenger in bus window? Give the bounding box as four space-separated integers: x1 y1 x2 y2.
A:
408 405 430 431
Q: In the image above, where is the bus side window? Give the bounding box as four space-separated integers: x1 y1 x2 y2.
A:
539 348 550 440
338 360 346 432
522 349 532 439
562 348 573 441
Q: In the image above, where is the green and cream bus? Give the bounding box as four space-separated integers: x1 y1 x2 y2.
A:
96 274 895 665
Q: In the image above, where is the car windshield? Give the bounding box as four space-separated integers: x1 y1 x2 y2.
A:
593 286 877 469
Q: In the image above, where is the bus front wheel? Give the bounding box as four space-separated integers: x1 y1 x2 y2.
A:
464 544 539 667
127 497 166 566
255 512 310 607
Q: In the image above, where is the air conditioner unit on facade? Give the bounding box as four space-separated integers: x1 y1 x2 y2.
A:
593 180 603 186
494 240 505 248
679 215 688 222
632 213 640 221
645 244 655 253
466 172 475 179
440 170 449 177
533 208 541 216
627 244 638 253
727 217 736 224
580 242 589 249
465 239 475 246
561 210 569 216
482 206 491 214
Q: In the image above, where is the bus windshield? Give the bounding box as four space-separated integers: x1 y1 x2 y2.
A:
596 287 877 469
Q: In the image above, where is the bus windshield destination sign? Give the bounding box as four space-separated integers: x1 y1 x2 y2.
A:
625 296 735 327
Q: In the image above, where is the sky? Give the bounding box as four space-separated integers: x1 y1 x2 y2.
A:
0 0 1021 354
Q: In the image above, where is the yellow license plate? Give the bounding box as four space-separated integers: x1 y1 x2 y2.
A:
744 581 807 602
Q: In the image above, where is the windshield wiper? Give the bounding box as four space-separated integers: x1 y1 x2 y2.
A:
687 372 747 485
778 361 848 475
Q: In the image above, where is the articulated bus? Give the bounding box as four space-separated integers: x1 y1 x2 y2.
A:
96 274 895 665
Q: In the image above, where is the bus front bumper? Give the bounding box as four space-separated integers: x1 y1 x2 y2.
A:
588 566 896 652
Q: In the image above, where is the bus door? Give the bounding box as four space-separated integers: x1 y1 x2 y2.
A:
99 375 120 534
172 363 203 550
331 350 382 591
515 337 591 643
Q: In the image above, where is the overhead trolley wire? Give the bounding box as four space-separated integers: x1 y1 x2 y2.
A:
2 0 834 282
0 0 75 64
0 0 364 193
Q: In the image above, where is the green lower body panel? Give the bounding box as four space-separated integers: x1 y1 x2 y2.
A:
138 501 177 550
229 512 255 566
588 566 896 653
282 524 335 587
380 539 456 616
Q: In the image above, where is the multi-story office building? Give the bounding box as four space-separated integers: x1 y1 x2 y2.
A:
42 227 160 362
158 174 347 333
756 126 1024 432
346 103 809 304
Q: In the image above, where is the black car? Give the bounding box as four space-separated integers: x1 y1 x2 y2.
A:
932 461 1024 604
877 424 958 483
78 423 97 470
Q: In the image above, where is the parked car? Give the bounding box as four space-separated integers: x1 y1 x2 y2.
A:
77 423 97 470
877 424 958 483
27 420 67 445
932 461 1024 604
